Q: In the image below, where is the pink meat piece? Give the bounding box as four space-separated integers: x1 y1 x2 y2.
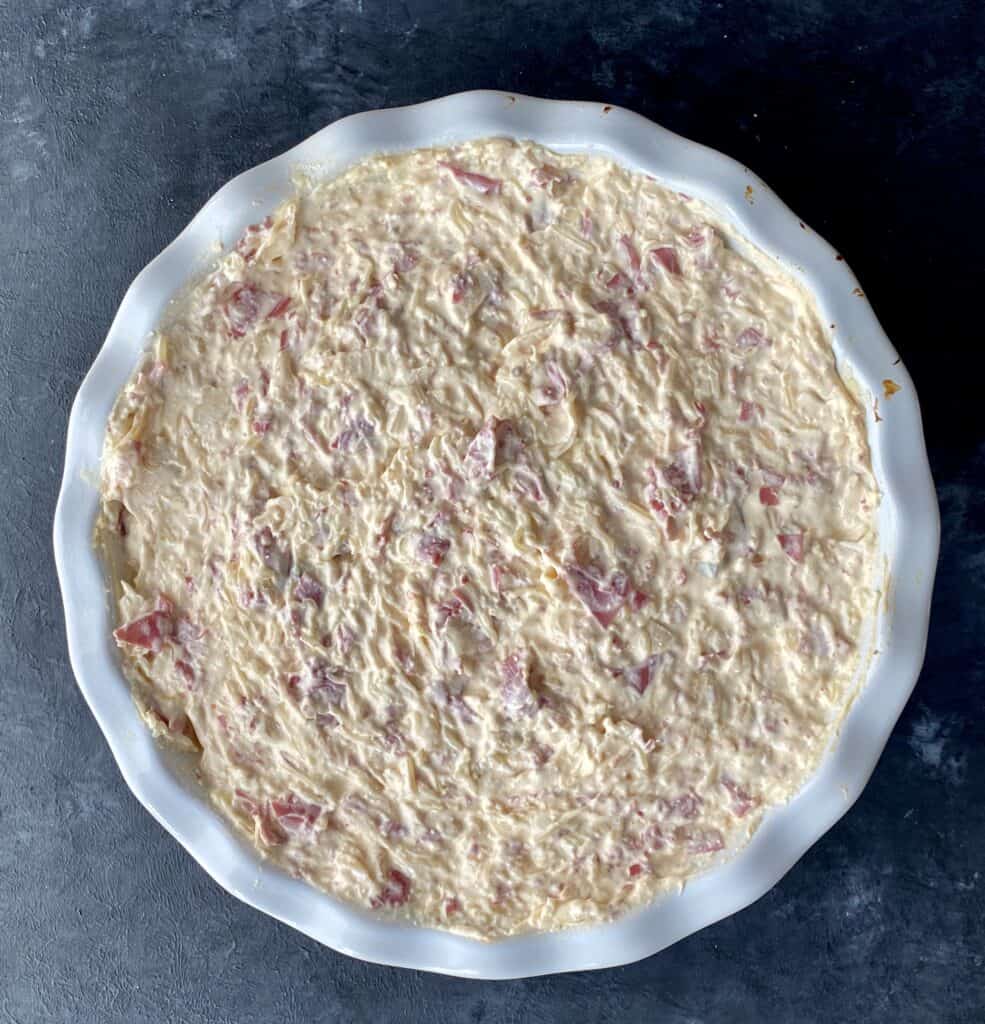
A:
252 418 272 435
114 599 174 653
648 442 703 521
739 400 755 422
175 659 195 685
604 270 633 293
225 285 264 338
294 572 324 608
438 161 502 195
256 806 288 847
464 417 522 479
621 654 662 695
721 777 757 817
592 299 638 347
287 665 346 719
233 788 294 847
265 296 291 320
464 419 497 478
331 415 374 452
233 217 272 263
665 443 703 498
513 466 546 503
565 563 631 628
417 533 451 566
270 793 322 833
435 595 466 629
373 869 412 908
759 486 779 507
650 246 682 276
450 271 471 303
777 532 805 562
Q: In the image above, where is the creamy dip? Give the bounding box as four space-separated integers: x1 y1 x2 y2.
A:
95 138 879 939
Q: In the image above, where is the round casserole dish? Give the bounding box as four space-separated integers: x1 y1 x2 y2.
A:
53 91 938 978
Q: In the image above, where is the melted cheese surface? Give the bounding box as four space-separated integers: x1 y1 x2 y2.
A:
96 138 879 938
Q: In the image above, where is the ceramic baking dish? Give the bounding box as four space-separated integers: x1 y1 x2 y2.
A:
53 91 938 978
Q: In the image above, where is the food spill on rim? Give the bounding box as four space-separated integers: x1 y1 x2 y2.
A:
95 138 879 939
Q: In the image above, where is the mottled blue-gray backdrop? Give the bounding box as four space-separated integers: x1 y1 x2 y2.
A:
1 1 982 1021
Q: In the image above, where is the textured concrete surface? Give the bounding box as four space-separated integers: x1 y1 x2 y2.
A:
1 1 983 1021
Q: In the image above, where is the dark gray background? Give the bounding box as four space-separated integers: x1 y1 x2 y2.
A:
2 1 982 1021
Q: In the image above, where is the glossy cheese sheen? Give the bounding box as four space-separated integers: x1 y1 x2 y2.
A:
95 138 879 939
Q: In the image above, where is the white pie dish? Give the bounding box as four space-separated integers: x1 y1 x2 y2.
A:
53 90 938 978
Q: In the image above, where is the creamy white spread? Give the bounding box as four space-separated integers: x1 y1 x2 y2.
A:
95 138 879 939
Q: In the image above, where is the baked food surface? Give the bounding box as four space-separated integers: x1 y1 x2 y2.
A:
95 138 879 938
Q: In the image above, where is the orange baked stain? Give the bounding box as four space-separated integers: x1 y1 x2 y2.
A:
882 379 901 398
744 185 754 204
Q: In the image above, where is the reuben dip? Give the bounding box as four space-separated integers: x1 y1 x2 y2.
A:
95 138 879 939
